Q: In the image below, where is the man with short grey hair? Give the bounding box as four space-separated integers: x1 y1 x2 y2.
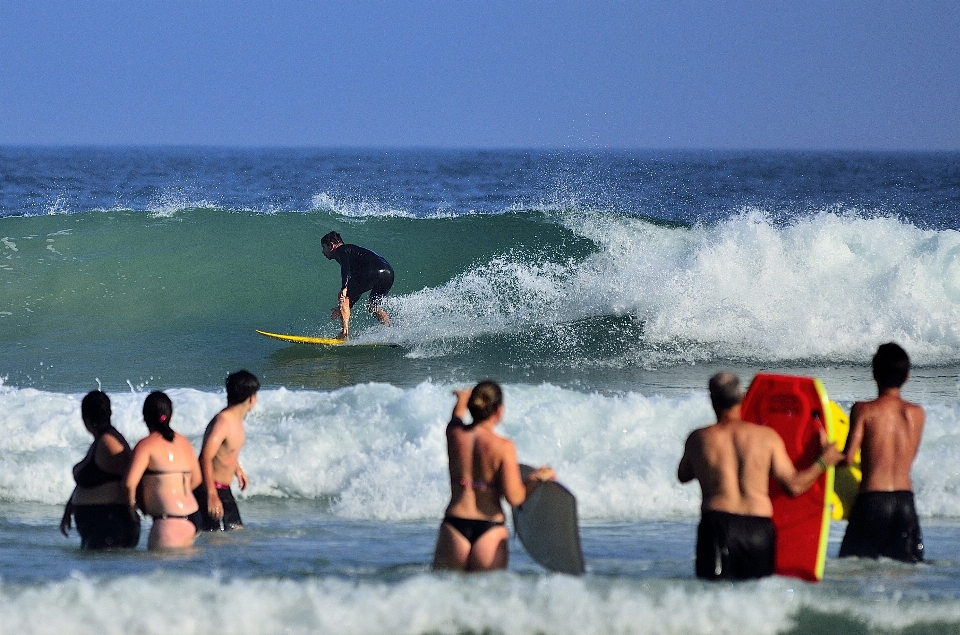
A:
678 372 843 580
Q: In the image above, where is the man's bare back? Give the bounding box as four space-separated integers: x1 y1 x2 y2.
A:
677 372 843 580
679 406 842 517
845 389 924 492
838 343 925 562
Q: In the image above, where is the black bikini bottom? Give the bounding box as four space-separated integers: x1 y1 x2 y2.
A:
442 516 505 545
152 509 203 534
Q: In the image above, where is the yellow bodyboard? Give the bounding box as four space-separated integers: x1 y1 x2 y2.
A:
827 400 863 520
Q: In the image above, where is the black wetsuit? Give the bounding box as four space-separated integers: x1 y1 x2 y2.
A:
839 491 924 562
695 510 776 580
332 244 394 308
74 456 121 489
193 483 243 531
71 437 140 549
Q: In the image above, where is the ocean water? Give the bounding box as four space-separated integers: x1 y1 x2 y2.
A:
1 147 960 634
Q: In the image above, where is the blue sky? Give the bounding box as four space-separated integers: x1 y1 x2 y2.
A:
1 1 958 149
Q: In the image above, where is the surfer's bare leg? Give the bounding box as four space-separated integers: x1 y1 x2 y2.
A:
369 305 391 326
336 289 350 339
432 522 471 571
466 525 509 571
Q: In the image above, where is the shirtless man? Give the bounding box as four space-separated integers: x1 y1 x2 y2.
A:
321 231 393 339
678 372 844 580
193 370 259 531
839 343 925 562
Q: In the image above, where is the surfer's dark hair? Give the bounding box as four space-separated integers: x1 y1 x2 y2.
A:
226 369 260 406
321 231 343 247
143 391 175 442
81 390 112 429
708 372 743 414
873 342 910 389
468 380 503 422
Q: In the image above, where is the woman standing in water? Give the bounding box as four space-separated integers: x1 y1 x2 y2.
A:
125 391 202 549
60 390 140 549
433 381 555 571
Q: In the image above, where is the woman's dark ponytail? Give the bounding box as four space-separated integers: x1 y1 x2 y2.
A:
143 391 175 442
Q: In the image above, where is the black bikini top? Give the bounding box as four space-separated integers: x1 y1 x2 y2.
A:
74 438 123 488
73 441 123 487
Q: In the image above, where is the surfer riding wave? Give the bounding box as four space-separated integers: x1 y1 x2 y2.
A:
321 231 393 340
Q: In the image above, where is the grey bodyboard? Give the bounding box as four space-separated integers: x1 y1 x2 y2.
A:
511 464 586 575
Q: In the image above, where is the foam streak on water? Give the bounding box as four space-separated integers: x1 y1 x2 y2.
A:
3 571 960 635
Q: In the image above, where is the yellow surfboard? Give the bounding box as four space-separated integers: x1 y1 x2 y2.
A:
256 329 400 348
256 330 348 346
257 329 348 346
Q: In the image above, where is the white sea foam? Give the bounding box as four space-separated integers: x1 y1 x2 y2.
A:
387 210 960 366
0 571 958 635
44 196 71 216
2 380 958 519
142 188 227 217
311 192 414 218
